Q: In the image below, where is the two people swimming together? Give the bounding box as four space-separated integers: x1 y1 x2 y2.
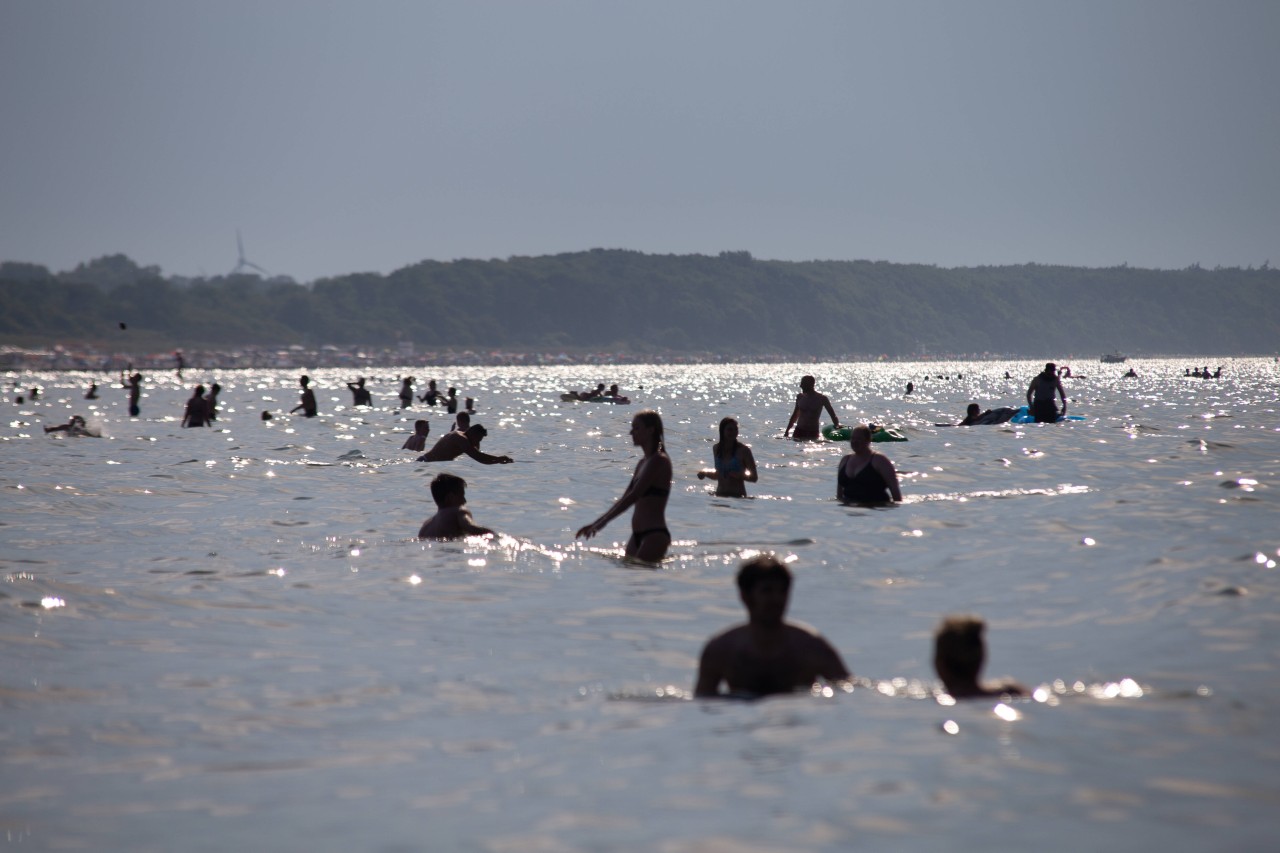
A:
695 555 1025 701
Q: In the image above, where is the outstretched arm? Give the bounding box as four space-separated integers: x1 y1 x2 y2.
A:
464 446 513 465
577 457 660 539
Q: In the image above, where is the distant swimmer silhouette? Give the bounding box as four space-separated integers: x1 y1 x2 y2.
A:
122 369 142 417
85 382 99 400
1026 363 1067 423
784 375 839 440
290 375 318 417
402 419 430 452
347 377 373 407
399 376 415 409
417 424 512 464
417 473 495 540
695 555 852 699
934 615 1028 699
182 385 210 428
44 415 97 437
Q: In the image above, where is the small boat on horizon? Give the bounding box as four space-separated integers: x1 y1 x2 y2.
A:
1101 352 1127 363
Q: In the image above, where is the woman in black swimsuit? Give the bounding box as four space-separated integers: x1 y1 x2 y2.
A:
837 425 903 504
576 409 672 562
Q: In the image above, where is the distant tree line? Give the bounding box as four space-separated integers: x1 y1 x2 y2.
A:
2 250 1278 356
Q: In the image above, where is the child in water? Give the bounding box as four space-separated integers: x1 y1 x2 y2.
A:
933 615 1027 699
417 473 495 540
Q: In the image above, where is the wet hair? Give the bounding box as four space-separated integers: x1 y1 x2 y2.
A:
261 410 273 421
193 385 205 396
715 417 739 461
736 555 792 596
934 615 986 681
209 383 221 394
1044 363 1056 374
850 424 873 444
633 409 664 453
430 472 466 505
414 419 429 432
800 375 816 392
454 412 471 430
967 403 981 416
465 424 488 440
300 375 311 386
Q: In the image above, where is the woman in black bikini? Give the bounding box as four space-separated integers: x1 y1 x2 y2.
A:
576 409 672 562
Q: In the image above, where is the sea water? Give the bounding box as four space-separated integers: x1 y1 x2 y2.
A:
2 359 1278 852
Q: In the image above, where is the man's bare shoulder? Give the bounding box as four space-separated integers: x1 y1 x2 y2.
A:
418 507 464 539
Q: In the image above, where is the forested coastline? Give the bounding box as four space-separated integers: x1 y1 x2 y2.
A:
3 250 1277 357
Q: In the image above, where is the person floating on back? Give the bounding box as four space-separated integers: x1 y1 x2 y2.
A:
417 473 495 540
695 555 852 698
933 615 1028 699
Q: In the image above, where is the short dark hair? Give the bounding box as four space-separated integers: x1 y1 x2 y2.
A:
430 472 466 505
736 555 792 595
934 615 986 680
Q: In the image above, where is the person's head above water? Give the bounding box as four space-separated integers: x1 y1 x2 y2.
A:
464 424 488 444
1043 363 1056 375
630 409 664 452
429 472 467 506
849 424 873 450
300 375 311 387
800 375 816 392
717 417 739 453
967 403 981 417
933 615 987 693
736 555 792 626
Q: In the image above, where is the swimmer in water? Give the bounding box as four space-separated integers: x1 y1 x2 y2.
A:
347 377 373 407
417 473 495 540
290 375 318 418
933 615 1028 699
837 425 902 504
182 385 210 428
784 375 839 440
576 409 672 562
417 424 512 464
44 415 94 437
402 419 430 452
1026 362 1067 424
695 555 852 698
697 417 758 498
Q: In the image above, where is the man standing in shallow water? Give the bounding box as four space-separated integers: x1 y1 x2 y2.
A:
695 556 851 698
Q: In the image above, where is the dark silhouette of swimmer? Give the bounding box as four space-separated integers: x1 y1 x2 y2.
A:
182 385 210 428
417 424 512 464
290 375 318 417
959 403 986 425
905 381 914 395
417 473 495 540
398 376 415 409
934 615 1027 699
45 415 93 436
695 555 851 698
85 382 99 400
784 375 839 440
174 351 185 379
418 379 441 405
402 419 430 452
1026 363 1067 423
123 370 142 416
261 410 273 421
347 377 373 406
205 383 221 421
445 387 458 413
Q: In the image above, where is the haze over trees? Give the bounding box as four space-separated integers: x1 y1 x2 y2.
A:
2 251 1276 357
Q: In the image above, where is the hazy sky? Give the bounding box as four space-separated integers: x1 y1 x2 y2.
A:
2 1 1277 282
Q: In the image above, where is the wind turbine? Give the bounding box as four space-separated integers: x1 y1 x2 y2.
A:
230 230 270 276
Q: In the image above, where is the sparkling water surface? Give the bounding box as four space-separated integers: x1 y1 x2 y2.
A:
3 359 1278 851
